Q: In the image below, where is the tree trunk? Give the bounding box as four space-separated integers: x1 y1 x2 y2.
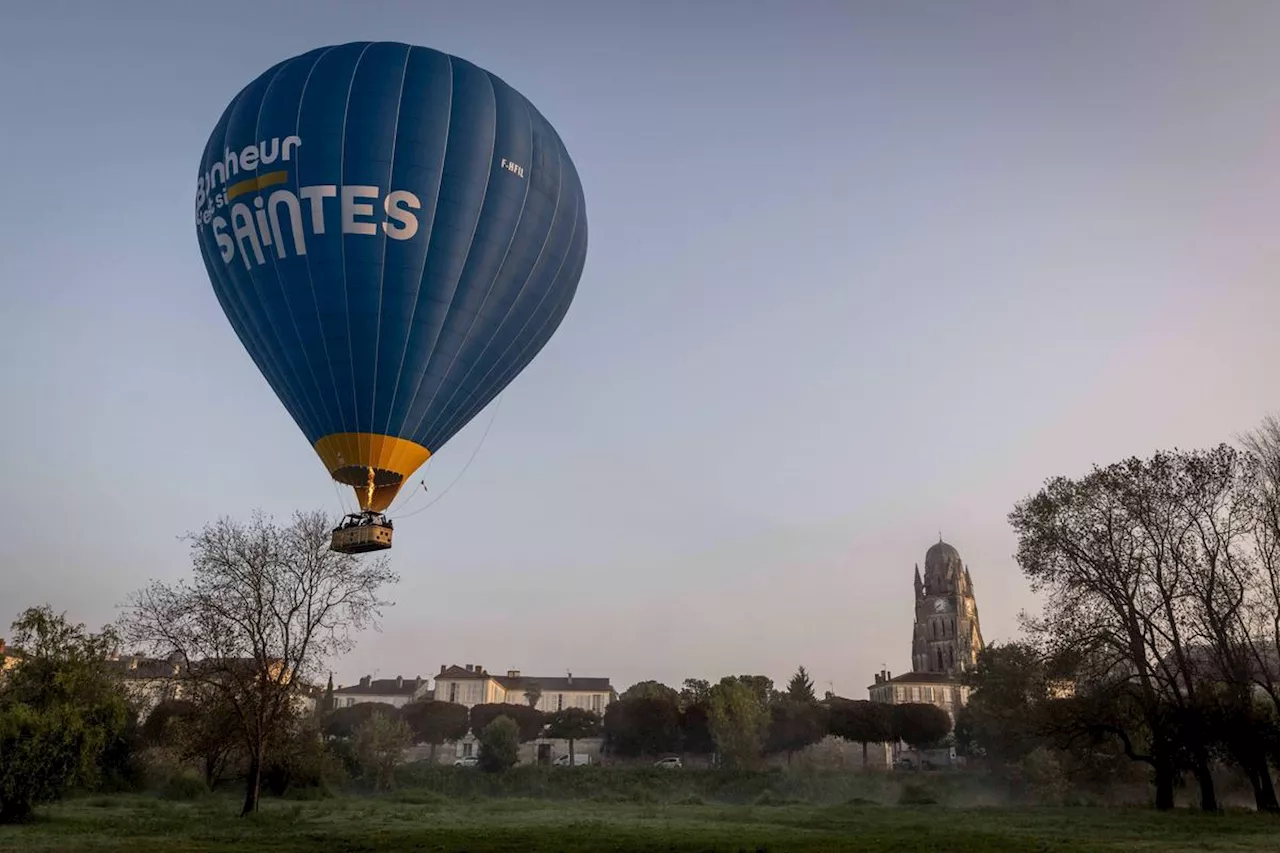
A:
862 741 868 769
569 738 576 767
1154 763 1176 811
429 741 438 764
1248 760 1280 812
241 747 262 816
1193 753 1218 813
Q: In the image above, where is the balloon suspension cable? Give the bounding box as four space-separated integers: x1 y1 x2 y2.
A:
392 394 503 521
386 456 435 515
332 479 354 516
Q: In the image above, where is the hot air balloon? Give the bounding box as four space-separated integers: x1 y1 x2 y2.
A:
194 42 588 553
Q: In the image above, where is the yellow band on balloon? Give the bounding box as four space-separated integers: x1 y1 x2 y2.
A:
313 432 432 513
226 170 289 201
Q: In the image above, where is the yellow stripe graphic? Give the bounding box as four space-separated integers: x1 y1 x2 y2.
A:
226 170 288 201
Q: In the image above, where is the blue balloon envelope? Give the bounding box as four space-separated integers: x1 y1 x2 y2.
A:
194 42 587 513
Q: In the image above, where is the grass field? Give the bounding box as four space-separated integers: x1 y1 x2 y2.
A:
3 793 1278 852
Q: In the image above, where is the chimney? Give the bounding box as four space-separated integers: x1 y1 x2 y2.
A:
465 664 473 672
507 669 520 678
475 664 483 674
440 664 446 675
396 675 403 689
360 675 371 688
567 671 573 685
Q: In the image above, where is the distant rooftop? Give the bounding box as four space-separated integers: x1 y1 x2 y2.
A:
436 664 613 694
335 675 427 696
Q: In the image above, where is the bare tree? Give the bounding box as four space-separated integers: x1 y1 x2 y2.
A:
1238 415 1280 711
120 509 398 815
1009 449 1243 811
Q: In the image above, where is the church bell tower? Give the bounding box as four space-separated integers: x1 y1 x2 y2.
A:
910 538 985 675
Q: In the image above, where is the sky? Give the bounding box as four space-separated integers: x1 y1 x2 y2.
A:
2 0 1280 698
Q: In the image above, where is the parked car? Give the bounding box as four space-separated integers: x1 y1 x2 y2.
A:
653 756 682 769
553 753 592 766
454 755 479 767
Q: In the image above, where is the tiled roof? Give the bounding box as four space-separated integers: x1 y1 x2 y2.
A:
868 672 962 688
497 675 613 693
335 677 426 696
435 665 613 694
105 657 185 679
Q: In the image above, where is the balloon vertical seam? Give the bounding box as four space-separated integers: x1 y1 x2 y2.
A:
417 102 564 445
392 64 500 442
378 53 455 440
410 80 537 444
294 46 347 443
366 44 413 457
338 43 377 438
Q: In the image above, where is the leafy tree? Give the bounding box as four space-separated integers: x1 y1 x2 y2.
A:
0 606 129 823
679 679 711 708
469 703 544 742
324 701 402 740
121 509 399 815
891 703 951 750
708 677 771 768
732 675 778 707
353 711 411 791
262 715 337 797
546 707 601 766
321 674 335 715
478 715 520 772
401 700 469 762
602 696 681 757
765 699 828 763
142 693 241 787
620 680 680 703
827 699 893 767
679 701 715 755
786 666 816 703
960 643 1054 766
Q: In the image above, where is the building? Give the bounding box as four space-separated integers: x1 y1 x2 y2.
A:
426 664 616 765
433 664 614 715
333 674 432 708
0 639 24 681
868 538 987 732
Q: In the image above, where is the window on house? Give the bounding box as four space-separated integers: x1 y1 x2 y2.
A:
925 687 933 701
462 742 473 757
591 694 602 713
911 687 920 701
448 683 458 703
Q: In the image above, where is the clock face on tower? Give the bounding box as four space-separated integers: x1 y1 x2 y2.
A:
933 598 950 613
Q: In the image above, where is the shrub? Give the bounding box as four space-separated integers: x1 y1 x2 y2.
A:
478 715 520 773
160 770 208 801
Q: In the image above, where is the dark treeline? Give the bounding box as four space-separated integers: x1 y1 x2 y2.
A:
960 416 1280 813
0 604 952 824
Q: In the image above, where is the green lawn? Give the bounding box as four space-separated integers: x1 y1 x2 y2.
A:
2 794 1277 852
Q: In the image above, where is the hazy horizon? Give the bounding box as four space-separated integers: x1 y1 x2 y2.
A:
3 0 1280 697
